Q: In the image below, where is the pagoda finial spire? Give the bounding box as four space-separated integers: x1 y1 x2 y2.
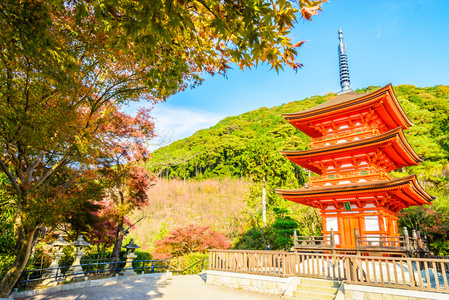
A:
338 29 353 95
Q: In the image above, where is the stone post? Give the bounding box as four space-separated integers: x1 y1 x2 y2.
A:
403 227 410 255
354 228 361 256
330 228 336 255
120 239 140 276
293 228 298 248
412 229 418 252
66 235 90 281
42 234 70 286
416 231 423 252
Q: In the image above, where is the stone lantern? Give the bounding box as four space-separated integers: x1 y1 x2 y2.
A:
66 235 90 280
43 234 70 285
120 239 140 276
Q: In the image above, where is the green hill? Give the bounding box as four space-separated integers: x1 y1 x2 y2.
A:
150 84 449 185
147 84 449 253
140 85 449 255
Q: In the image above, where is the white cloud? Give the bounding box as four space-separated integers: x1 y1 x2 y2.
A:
149 105 225 151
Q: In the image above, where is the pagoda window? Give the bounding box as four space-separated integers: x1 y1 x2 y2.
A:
326 217 339 232
339 180 351 185
361 170 368 175
364 216 380 231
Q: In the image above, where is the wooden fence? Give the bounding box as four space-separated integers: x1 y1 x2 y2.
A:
292 228 429 257
209 249 449 294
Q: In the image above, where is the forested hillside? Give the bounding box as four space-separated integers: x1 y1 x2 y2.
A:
151 84 449 184
148 84 449 253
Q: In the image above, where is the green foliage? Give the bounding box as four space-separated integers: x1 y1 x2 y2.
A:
149 92 336 182
169 252 208 274
272 207 297 250
0 254 15 278
233 227 278 250
153 84 449 253
0 207 15 255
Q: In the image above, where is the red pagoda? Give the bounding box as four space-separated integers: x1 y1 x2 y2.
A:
276 30 433 250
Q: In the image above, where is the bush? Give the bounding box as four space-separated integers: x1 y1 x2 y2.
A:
153 225 230 259
169 252 208 274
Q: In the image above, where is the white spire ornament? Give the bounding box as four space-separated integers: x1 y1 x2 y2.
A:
338 29 353 95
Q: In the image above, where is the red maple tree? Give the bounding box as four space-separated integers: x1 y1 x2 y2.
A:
94 107 156 262
153 225 230 259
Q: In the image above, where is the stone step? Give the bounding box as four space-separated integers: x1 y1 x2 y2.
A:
292 290 337 300
300 277 341 288
296 283 339 295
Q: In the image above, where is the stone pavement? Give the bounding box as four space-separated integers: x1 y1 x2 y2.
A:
17 274 280 300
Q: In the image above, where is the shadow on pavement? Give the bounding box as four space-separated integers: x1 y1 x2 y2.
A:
197 273 207 283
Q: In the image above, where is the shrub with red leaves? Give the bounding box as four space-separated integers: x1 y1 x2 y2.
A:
153 225 230 259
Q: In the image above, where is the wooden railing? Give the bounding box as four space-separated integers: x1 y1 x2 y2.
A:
208 249 347 281
292 228 429 257
309 126 381 148
346 255 449 293
294 232 335 252
309 168 390 182
208 249 449 293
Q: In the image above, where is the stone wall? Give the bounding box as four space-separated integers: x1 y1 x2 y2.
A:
343 284 446 300
206 270 294 295
206 271 447 300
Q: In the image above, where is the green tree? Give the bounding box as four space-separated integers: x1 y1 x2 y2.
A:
272 207 297 250
241 136 298 224
0 0 326 295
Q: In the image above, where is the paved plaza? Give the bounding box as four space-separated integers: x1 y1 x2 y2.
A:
17 274 280 300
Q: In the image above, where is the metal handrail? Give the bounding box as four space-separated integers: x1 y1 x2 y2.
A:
171 258 208 275
11 259 170 291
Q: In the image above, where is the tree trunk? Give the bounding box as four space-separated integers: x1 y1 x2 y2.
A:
262 176 267 224
110 216 125 269
0 225 38 298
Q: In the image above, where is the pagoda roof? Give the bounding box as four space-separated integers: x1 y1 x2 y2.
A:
280 127 422 175
283 84 413 138
276 174 434 212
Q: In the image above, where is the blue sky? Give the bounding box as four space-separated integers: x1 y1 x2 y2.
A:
126 0 449 149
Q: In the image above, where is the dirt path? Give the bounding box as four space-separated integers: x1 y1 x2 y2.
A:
18 274 280 300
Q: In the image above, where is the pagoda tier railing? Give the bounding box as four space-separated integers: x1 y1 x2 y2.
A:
309 169 392 186
309 126 381 148
292 228 429 257
209 250 449 293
